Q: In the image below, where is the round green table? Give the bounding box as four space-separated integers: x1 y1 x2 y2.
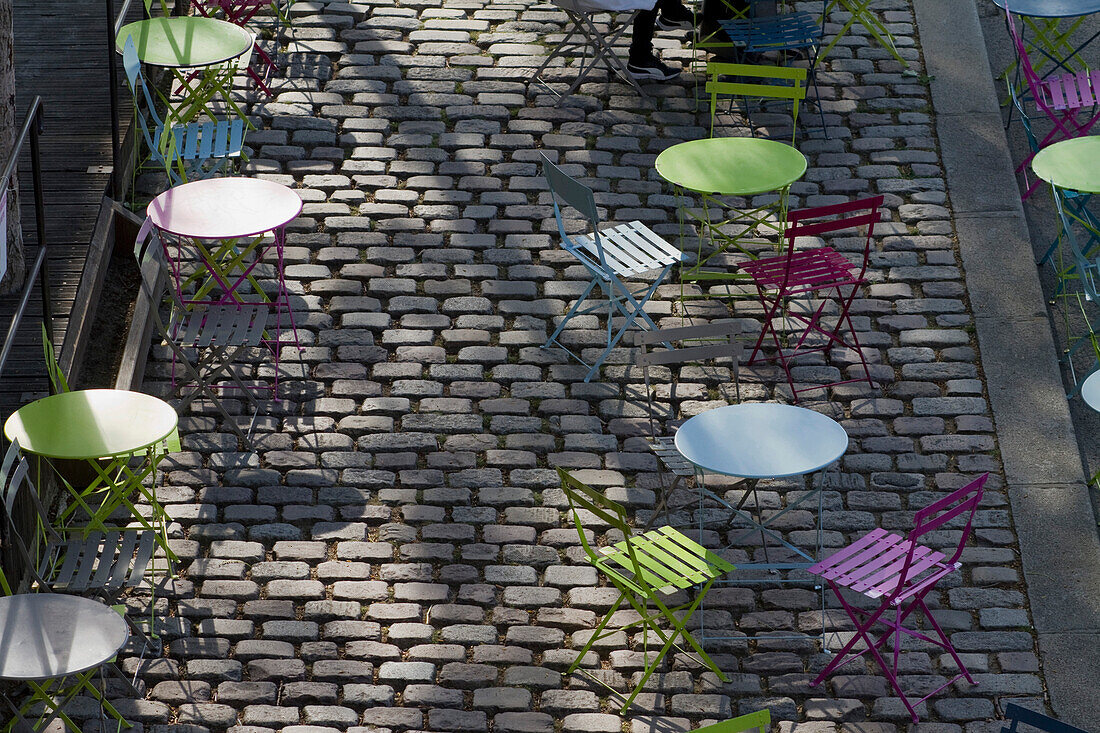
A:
5 389 179 557
116 16 253 124
1030 137 1100 284
1032 136 1100 193
655 137 808 285
116 16 252 69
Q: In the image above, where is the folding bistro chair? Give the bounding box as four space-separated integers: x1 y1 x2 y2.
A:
1001 702 1088 733
635 320 741 527
695 710 770 733
808 472 990 724
817 0 906 66
540 155 686 382
529 0 656 105
193 0 281 95
558 468 735 713
718 0 827 130
122 36 247 186
705 61 807 140
136 220 271 442
739 195 881 401
1005 7 1100 200
0 440 160 653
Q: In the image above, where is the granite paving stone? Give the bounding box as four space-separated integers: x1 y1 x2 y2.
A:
88 0 1077 730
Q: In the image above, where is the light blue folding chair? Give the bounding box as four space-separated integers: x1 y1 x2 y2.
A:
122 36 247 185
540 155 686 382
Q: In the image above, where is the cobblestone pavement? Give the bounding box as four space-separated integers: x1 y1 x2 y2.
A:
104 0 1051 730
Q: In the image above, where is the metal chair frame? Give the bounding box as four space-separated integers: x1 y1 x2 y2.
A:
740 195 881 401
540 155 686 382
809 472 990 724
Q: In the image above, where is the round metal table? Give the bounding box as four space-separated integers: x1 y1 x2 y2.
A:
989 0 1100 18
0 594 129 732
675 402 848 479
116 16 253 124
116 16 253 68
1032 136 1100 193
655 137 808 284
147 177 303 239
674 402 848 568
4 389 178 555
0 594 129 681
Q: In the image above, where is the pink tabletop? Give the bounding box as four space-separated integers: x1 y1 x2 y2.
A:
146 178 303 239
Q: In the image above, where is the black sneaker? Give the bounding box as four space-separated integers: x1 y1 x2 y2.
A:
627 55 681 81
656 4 694 31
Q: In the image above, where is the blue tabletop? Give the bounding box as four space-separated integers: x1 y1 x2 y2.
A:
674 403 849 479
990 0 1100 18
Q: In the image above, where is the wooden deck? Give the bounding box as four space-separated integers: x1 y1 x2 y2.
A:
0 0 139 419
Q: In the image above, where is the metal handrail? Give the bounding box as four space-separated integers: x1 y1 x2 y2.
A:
0 96 51 382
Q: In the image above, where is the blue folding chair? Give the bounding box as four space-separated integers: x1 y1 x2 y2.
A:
540 155 686 382
122 36 247 185
718 0 827 132
1001 703 1088 733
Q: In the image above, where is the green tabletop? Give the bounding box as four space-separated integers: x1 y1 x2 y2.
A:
655 138 808 196
1032 137 1100 193
116 17 252 69
4 389 178 460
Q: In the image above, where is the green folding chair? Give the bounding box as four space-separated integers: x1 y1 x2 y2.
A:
697 710 771 733
705 61 808 140
818 0 906 66
558 468 736 713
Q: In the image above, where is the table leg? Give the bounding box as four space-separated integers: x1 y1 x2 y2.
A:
675 185 790 292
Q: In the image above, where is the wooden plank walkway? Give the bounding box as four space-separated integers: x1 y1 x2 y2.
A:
0 0 138 420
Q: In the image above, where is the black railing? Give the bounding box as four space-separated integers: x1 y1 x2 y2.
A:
0 96 50 383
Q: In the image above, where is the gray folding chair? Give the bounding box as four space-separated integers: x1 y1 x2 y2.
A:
136 219 270 443
635 320 741 527
529 0 649 105
541 155 686 382
0 440 160 653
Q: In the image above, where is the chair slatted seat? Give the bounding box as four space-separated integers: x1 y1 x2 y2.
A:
720 11 822 52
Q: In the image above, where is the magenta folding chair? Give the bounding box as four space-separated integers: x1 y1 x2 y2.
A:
739 195 882 402
1006 5 1100 199
808 472 989 723
192 0 279 96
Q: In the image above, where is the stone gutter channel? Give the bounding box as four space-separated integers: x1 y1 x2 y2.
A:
916 0 1100 725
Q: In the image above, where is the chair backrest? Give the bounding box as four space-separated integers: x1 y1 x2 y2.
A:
557 466 641 569
541 154 609 272
705 61 807 140
123 36 165 131
635 321 742 436
695 709 771 733
908 472 988 568
781 195 884 285
1001 703 1088 733
0 440 62 583
1050 190 1100 299
1003 6 1058 118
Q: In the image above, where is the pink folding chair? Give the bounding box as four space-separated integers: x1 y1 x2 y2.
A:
808 472 990 723
192 0 279 96
1006 6 1100 199
739 196 882 402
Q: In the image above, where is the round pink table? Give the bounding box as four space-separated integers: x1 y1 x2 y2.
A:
146 177 302 238
146 177 303 396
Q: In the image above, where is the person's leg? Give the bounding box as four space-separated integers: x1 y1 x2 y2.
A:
630 6 658 62
628 6 681 79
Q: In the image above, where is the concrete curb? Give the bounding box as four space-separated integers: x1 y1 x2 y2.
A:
913 0 1100 726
